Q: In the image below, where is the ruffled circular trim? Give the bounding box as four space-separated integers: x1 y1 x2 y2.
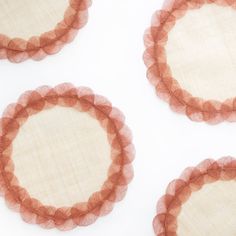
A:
143 0 236 124
0 83 134 230
153 157 236 235
0 0 91 63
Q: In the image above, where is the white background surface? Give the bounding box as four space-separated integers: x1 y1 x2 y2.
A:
0 0 236 235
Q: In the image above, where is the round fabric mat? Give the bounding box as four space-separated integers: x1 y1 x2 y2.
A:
144 0 236 124
0 83 134 230
153 157 236 235
0 0 91 63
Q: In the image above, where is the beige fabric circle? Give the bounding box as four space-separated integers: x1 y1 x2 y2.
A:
12 106 111 208
0 0 68 40
177 180 236 236
153 158 236 235
166 4 236 102
0 84 134 230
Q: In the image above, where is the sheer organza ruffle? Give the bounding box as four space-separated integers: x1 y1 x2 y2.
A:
0 0 91 63
144 0 236 124
153 157 236 235
0 83 134 230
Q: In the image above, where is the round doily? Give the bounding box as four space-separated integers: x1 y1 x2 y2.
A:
144 0 236 124
0 83 134 230
0 0 91 63
153 157 236 235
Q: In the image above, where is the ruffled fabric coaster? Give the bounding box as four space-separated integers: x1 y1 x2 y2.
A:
0 83 134 231
153 157 236 235
0 0 91 63
144 0 236 124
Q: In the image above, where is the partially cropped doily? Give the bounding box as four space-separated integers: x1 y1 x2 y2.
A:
0 0 91 63
144 0 236 124
153 157 236 235
0 83 134 230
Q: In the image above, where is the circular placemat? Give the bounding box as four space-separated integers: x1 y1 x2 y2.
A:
0 0 91 63
144 0 236 124
153 157 236 235
0 83 134 230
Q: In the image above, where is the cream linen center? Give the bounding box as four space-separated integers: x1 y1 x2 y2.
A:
0 0 68 39
177 180 236 235
12 106 111 208
166 4 236 102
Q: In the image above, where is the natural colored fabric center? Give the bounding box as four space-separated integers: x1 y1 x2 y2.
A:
166 4 236 101
0 0 68 39
12 106 111 207
177 180 236 235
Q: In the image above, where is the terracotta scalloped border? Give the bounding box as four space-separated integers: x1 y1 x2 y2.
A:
144 0 236 124
0 0 91 63
0 83 134 231
153 157 236 235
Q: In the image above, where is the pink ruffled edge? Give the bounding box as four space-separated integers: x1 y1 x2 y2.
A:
0 83 135 230
0 0 92 63
153 157 236 235
143 0 236 124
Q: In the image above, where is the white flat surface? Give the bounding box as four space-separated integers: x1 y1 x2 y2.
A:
0 0 236 235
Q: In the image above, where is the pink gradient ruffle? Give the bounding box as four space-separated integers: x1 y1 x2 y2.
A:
0 83 134 230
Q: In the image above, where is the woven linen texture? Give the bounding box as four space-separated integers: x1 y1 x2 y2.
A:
177 180 236 235
0 0 92 62
166 4 236 102
0 0 68 39
12 106 111 208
